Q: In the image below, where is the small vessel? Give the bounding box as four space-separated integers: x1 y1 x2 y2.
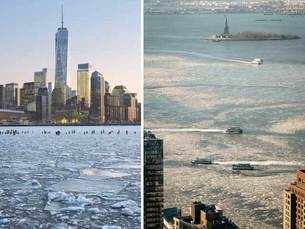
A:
251 58 263 65
226 127 243 134
232 163 254 170
191 157 213 165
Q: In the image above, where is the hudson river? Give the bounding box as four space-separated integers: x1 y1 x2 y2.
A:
145 13 305 228
0 126 140 228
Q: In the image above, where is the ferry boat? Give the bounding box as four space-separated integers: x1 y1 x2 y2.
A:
251 58 263 65
191 157 213 165
226 127 243 134
232 163 254 170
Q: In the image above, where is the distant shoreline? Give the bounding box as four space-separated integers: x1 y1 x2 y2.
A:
0 123 141 127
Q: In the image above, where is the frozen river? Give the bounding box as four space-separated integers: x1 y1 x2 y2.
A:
0 126 140 228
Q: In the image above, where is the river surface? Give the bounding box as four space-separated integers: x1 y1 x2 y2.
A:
0 126 140 228
145 13 305 228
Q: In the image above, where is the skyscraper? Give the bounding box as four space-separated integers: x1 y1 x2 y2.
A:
77 63 91 107
55 4 68 93
34 68 47 91
89 71 105 123
144 131 164 229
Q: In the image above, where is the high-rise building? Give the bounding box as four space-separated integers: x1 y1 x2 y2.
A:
77 63 91 107
5 83 19 109
89 71 105 123
105 85 139 124
20 82 36 112
0 85 5 109
36 87 49 123
144 131 164 229
283 168 305 229
55 5 68 89
34 68 47 90
47 82 53 121
51 87 65 122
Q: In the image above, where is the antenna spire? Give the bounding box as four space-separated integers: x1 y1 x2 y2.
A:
61 2 64 28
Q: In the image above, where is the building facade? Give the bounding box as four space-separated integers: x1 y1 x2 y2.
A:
20 82 36 112
283 169 305 229
105 85 138 124
164 202 238 229
77 63 91 107
47 82 53 121
54 7 68 106
89 71 105 123
5 83 19 109
0 85 5 109
55 17 68 89
144 131 164 229
36 87 49 123
34 68 47 90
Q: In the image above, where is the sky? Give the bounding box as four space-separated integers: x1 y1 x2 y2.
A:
0 0 142 98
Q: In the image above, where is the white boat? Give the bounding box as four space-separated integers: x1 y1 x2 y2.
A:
251 58 263 65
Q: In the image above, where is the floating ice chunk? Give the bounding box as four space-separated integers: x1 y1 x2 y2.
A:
45 191 96 215
81 168 129 178
102 226 121 229
53 223 74 229
0 218 10 224
28 179 42 188
51 179 128 196
58 206 85 212
111 199 140 216
47 191 92 207
87 207 103 214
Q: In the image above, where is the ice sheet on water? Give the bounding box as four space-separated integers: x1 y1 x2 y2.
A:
81 168 130 179
56 161 92 172
111 200 140 216
51 178 128 196
0 218 10 225
102 226 121 229
45 191 100 215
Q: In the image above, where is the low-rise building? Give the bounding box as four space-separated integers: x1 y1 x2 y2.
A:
164 201 238 229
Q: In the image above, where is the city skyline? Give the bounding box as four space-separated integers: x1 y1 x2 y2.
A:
0 0 141 98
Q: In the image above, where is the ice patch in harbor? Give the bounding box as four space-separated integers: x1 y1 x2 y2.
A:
111 200 140 216
102 226 121 229
151 128 226 133
215 160 302 166
51 179 128 196
45 191 103 215
81 168 129 178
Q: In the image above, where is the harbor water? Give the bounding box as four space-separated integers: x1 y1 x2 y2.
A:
0 126 140 228
145 13 305 228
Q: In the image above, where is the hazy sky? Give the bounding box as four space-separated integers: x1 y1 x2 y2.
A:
0 0 142 97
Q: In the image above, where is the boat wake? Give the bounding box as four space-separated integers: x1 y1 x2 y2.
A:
150 128 226 133
146 49 256 65
215 160 302 166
